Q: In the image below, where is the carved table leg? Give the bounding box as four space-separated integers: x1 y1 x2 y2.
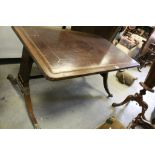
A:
137 117 154 129
112 61 155 128
112 95 134 107
100 72 113 98
112 88 154 129
129 112 154 129
7 47 40 129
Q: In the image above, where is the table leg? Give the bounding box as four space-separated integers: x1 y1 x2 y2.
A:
129 113 154 129
112 89 154 129
7 47 40 129
100 73 113 97
112 95 134 107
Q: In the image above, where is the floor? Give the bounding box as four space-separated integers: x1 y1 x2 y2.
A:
1 64 155 129
0 27 155 129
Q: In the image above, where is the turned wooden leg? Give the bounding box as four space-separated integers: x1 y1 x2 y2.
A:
7 47 40 129
100 72 113 98
130 113 154 129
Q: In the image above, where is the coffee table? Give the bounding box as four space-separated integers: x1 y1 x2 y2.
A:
8 26 139 128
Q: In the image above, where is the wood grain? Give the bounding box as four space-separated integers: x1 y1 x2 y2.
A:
12 26 139 80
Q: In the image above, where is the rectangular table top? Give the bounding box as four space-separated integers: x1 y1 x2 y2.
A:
12 26 139 80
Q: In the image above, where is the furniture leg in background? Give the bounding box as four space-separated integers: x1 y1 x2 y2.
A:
112 61 155 129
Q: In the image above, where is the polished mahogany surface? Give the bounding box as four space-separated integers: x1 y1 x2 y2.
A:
12 26 139 80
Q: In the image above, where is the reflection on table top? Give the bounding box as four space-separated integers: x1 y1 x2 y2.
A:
12 26 139 80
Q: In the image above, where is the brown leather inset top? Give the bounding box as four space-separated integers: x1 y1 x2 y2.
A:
12 26 139 80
